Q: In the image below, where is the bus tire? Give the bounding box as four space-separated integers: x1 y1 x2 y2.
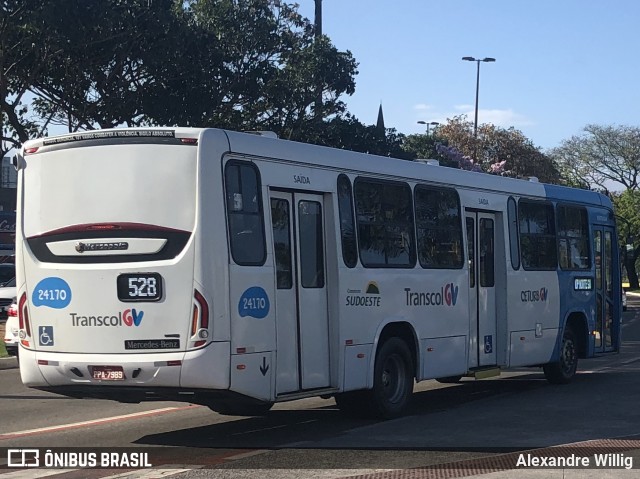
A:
368 337 414 419
435 375 462 384
543 326 578 384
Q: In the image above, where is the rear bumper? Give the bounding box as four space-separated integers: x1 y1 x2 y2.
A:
19 341 231 390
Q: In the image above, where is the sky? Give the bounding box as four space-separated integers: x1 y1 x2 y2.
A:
295 0 640 151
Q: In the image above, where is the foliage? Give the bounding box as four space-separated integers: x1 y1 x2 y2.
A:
612 190 640 288
0 0 53 156
401 133 457 167
302 114 411 158
550 124 640 193
1 0 358 151
433 115 561 183
435 143 483 172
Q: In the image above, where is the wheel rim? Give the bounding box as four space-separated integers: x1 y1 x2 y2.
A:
560 336 577 375
381 354 406 404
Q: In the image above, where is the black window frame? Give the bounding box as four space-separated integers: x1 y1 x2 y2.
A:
337 174 358 268
507 196 520 270
518 199 558 271
270 197 293 289
224 160 267 266
556 203 590 271
414 184 464 269
354 177 416 268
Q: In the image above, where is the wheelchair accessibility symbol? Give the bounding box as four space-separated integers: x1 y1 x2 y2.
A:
39 326 54 347
484 335 493 354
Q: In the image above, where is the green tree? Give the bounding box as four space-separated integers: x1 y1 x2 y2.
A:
612 190 640 288
301 114 412 159
434 115 561 183
175 0 357 138
550 124 640 194
1 0 55 157
1 0 358 149
401 133 458 167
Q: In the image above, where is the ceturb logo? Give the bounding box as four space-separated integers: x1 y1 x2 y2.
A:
405 283 459 307
521 288 548 302
70 309 144 327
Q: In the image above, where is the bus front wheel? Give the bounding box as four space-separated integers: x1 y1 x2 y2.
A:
543 327 578 384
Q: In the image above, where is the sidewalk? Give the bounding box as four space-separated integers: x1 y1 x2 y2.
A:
0 355 17 369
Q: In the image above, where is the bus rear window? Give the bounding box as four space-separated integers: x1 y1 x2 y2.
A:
224 161 266 266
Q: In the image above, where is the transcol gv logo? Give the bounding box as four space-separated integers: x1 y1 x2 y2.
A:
521 287 549 302
70 309 144 327
405 283 459 307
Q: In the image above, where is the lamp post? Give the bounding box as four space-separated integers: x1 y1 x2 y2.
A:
314 0 323 119
461 57 495 139
417 121 440 136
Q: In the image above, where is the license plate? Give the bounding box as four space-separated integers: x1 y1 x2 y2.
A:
91 366 125 381
117 273 163 302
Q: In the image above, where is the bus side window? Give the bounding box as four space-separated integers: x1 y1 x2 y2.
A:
354 178 415 268
337 174 357 268
507 197 520 270
414 185 463 269
224 161 266 266
556 204 590 270
518 199 557 271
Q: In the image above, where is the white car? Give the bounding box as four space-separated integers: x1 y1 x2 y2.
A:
3 297 18 357
0 276 16 321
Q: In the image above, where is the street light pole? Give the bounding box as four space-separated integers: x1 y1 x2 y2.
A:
314 0 323 120
462 57 495 139
417 120 440 136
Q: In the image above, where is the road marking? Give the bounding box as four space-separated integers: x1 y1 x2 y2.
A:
0 469 76 478
223 450 270 461
0 405 198 440
99 465 204 478
0 466 205 479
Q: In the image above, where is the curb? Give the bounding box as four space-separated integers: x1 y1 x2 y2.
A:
0 356 18 370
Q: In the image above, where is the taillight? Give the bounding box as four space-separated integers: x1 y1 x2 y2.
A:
8 302 17 317
190 289 210 348
18 292 31 347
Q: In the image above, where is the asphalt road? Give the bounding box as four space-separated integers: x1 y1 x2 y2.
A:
2 299 640 478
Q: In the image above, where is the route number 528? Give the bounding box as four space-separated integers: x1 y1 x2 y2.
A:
117 273 163 302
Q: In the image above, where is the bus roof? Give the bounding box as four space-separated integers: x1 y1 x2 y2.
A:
22 127 611 210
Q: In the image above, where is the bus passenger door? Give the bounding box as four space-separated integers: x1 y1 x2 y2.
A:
270 190 330 395
593 227 616 353
466 211 497 367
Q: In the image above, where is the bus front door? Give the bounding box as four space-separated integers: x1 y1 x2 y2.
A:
270 190 330 395
466 211 497 367
593 226 617 353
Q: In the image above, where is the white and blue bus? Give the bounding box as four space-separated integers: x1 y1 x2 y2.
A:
14 127 621 418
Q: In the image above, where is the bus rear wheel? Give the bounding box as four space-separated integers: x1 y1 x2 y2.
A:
367 337 414 419
543 327 578 384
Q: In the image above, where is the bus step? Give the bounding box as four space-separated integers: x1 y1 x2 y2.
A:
473 367 501 379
